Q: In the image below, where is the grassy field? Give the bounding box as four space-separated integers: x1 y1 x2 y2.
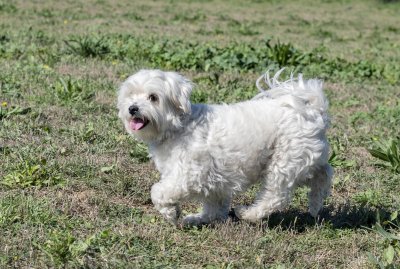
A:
1 0 400 268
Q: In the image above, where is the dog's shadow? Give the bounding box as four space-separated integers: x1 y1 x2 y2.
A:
227 204 389 232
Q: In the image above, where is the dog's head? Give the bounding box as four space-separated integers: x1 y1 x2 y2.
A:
117 69 193 142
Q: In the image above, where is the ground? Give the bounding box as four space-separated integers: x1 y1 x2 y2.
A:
1 0 400 268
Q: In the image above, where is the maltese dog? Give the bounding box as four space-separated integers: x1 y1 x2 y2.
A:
118 69 333 226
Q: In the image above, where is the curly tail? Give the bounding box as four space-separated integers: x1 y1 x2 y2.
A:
253 69 330 128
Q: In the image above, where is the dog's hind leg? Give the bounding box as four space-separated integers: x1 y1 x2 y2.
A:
308 164 333 217
235 160 332 222
234 151 310 221
234 172 295 222
183 194 231 226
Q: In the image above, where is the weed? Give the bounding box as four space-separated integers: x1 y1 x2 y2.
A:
368 138 400 173
265 40 306 67
39 229 77 265
329 150 356 168
368 211 400 268
191 87 209 103
1 161 64 188
4 30 397 84
0 104 30 120
328 137 356 168
64 36 110 58
53 77 94 103
104 34 399 84
38 229 114 267
349 111 371 127
353 189 392 208
80 123 98 143
383 64 400 85
129 142 150 163
0 74 22 98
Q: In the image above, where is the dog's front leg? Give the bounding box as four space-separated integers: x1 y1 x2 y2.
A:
182 195 231 227
150 182 184 225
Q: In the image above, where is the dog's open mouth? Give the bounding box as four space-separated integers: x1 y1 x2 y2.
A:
130 117 149 131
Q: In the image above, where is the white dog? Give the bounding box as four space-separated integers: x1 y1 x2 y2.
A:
117 69 333 226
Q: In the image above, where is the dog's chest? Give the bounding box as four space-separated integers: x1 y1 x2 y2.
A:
149 141 186 175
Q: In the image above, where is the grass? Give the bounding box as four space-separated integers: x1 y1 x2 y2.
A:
1 0 400 267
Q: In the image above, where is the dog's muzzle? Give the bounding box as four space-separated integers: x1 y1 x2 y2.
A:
128 104 149 131
129 104 139 116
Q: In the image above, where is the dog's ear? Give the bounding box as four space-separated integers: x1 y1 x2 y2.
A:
166 73 193 115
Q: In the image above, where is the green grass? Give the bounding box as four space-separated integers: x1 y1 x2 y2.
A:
1 0 400 268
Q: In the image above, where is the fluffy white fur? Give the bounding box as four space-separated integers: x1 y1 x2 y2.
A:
118 69 333 226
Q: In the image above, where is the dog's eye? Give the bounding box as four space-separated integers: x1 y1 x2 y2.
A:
149 94 159 103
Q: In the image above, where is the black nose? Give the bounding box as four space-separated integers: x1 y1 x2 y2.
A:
129 104 139 115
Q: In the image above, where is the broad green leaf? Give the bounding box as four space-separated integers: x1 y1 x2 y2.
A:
100 165 115 173
383 245 394 264
368 149 390 162
390 211 398 222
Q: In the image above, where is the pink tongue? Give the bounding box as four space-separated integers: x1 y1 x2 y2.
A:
130 118 144 130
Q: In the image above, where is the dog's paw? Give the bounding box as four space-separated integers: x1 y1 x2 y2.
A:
234 205 264 222
182 213 206 227
234 205 249 219
158 205 180 226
